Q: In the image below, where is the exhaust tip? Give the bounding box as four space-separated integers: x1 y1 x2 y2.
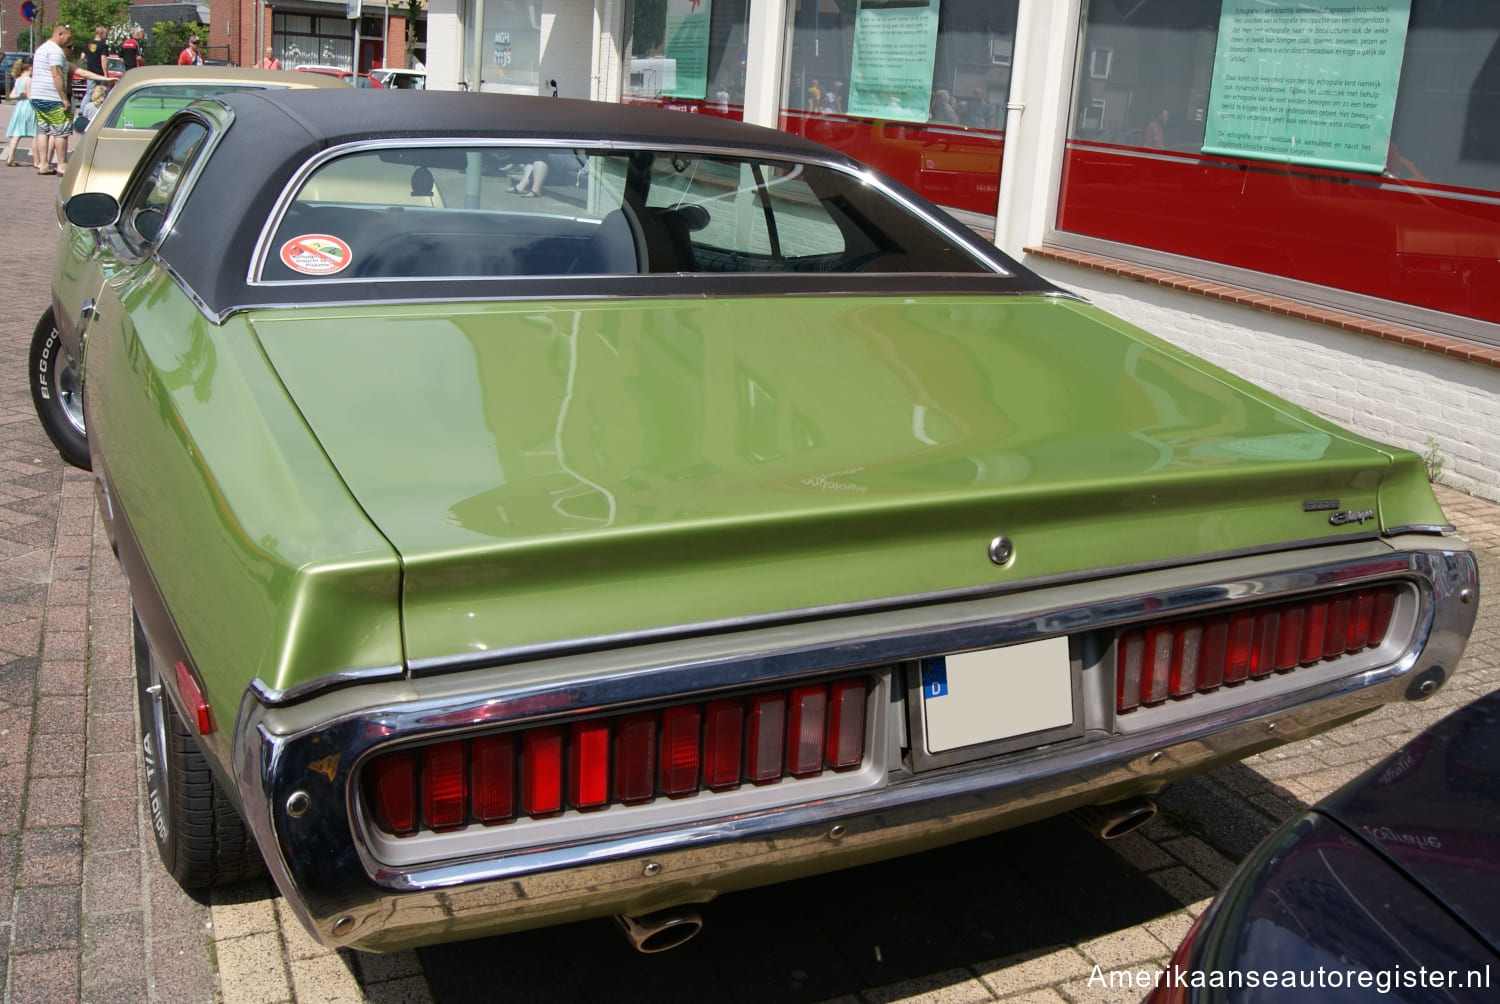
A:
613 907 704 954
1072 796 1157 840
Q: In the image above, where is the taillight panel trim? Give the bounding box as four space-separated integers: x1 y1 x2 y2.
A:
1112 579 1421 735
237 542 1470 915
356 670 892 869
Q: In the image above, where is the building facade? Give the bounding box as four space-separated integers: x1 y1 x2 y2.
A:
204 0 422 72
424 0 1500 500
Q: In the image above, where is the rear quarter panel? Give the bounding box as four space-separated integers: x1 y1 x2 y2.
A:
84 262 403 766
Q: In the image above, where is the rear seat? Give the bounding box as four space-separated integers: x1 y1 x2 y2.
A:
263 205 634 280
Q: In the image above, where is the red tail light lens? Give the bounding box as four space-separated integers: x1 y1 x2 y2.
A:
422 742 468 831
522 727 565 818
1196 618 1228 692
1116 584 1401 715
786 685 828 778
1224 611 1254 684
1169 623 1202 698
660 706 701 797
366 677 868 836
568 721 611 811
470 735 515 825
614 712 657 805
1141 625 1174 706
1249 610 1279 679
175 660 215 735
1300 599 1329 665
371 750 417 836
702 699 744 791
826 680 866 770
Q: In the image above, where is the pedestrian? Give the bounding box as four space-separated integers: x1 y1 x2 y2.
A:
1144 109 1168 149
30 22 74 176
508 156 549 197
929 89 958 123
78 83 108 132
260 47 282 70
962 87 992 130
4 59 38 166
178 34 203 66
119 27 145 71
82 26 109 78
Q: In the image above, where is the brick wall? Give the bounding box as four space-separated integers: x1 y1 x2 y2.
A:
1030 258 1500 505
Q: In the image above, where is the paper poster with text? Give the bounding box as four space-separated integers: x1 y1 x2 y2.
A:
1203 0 1412 173
663 0 712 100
847 0 941 122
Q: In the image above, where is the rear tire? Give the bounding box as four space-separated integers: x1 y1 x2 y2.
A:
134 613 265 887
28 308 91 470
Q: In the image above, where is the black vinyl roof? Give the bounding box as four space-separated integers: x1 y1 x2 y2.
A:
229 89 847 159
160 90 1057 313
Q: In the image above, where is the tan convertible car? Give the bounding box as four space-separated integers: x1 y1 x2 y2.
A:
60 66 349 216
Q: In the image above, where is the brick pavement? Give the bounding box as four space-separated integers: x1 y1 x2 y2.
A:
0 99 1496 1002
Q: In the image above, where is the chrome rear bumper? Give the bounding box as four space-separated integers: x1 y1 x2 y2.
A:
231 542 1477 952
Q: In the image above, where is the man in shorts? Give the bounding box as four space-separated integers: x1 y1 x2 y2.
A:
30 22 73 176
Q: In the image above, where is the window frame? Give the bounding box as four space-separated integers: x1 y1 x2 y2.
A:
1042 0 1500 348
248 138 1014 285
114 112 218 258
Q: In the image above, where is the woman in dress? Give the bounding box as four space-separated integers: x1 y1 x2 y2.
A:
4 59 38 167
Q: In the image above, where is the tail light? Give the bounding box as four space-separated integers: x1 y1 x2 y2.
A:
421 742 467 831
1116 584 1400 714
367 676 868 837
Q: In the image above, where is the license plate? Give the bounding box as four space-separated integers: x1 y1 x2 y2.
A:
920 636 1074 753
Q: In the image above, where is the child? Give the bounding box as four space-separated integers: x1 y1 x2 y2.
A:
80 83 110 131
3 59 37 166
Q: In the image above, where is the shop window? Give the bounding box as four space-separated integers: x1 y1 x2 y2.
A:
1057 0 1500 334
620 0 752 119
276 11 354 69
778 0 1018 218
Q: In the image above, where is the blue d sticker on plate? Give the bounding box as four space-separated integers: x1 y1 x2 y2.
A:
921 658 948 699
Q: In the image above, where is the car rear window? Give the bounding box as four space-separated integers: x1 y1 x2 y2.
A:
257 144 999 282
105 83 284 130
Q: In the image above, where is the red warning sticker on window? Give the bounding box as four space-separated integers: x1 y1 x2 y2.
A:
279 234 353 275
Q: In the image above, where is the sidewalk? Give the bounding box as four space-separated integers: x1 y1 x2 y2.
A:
0 116 1495 1002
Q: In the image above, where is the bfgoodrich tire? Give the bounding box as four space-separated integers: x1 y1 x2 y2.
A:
28 308 91 470
134 613 265 888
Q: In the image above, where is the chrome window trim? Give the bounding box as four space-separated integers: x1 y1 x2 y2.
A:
214 279 1075 325
246 137 1011 286
120 105 232 260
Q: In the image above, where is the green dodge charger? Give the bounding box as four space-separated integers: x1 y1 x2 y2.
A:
35 89 1478 954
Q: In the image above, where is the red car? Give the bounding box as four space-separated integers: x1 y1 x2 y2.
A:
71 54 125 105
294 65 382 88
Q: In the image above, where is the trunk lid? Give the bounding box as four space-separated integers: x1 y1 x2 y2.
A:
251 294 1426 666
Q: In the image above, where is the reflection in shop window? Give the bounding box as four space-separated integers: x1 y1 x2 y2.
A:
780 0 1019 217
622 0 750 117
1089 46 1113 80
1058 0 1500 332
